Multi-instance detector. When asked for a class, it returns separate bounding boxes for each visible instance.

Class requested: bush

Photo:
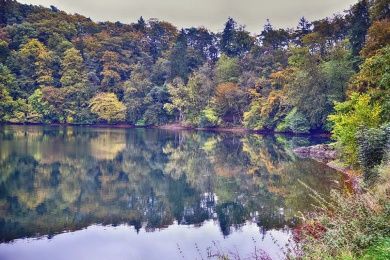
[243,101,264,130]
[357,124,390,181]
[328,92,382,165]
[276,107,310,134]
[199,107,220,128]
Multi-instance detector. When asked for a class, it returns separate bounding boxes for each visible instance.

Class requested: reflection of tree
[89,130,126,160]
[0,126,343,242]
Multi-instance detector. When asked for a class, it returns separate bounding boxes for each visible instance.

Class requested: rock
[293,144,337,162]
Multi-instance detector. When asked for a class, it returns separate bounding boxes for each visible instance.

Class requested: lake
[0,125,343,260]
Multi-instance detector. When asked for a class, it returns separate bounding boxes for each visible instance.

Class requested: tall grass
[295,163,390,259]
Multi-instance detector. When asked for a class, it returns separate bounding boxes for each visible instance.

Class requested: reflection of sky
[0,221,291,260]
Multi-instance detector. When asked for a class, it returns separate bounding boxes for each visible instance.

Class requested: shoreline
[0,122,331,136]
[293,144,361,193]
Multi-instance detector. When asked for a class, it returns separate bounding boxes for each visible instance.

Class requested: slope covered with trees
[0,0,388,134]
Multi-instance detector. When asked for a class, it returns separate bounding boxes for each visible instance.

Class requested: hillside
[0,0,388,132]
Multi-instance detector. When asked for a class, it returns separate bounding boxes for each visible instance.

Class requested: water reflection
[0,125,341,244]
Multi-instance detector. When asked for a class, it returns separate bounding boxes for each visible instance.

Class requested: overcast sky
[19,0,358,33]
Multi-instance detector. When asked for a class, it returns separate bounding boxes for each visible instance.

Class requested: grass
[361,237,390,260]
[295,162,390,259]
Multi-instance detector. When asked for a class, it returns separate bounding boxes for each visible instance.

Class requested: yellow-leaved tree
[89,93,126,123]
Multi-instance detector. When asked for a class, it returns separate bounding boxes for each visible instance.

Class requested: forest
[0,0,388,134]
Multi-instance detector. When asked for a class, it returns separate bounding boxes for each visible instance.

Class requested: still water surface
[0,125,343,259]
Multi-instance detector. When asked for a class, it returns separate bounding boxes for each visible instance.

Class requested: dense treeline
[0,0,389,134]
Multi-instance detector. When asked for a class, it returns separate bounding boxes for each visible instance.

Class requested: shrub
[243,101,264,130]
[328,92,382,165]
[357,124,390,181]
[199,107,220,128]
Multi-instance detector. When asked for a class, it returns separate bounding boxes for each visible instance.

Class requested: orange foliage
[361,19,390,58]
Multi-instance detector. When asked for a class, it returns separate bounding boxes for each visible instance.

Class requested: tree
[100,51,128,93]
[285,47,330,129]
[216,54,240,83]
[220,17,237,57]
[164,78,187,121]
[123,64,153,123]
[17,39,54,97]
[0,40,10,63]
[0,63,17,98]
[135,16,146,32]
[356,126,389,180]
[321,42,355,103]
[360,19,390,58]
[164,64,215,125]
[220,18,253,57]
[0,83,14,121]
[294,17,312,46]
[185,27,216,62]
[89,92,126,123]
[169,29,189,81]
[60,47,88,87]
[350,45,390,121]
[59,47,92,122]
[28,88,49,122]
[369,0,390,21]
[328,92,382,165]
[276,107,310,134]
[260,19,290,49]
[213,82,248,124]
[348,0,370,57]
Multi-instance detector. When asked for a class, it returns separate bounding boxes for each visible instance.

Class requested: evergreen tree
[348,0,371,57]
[135,16,146,32]
[295,17,312,45]
[220,17,237,57]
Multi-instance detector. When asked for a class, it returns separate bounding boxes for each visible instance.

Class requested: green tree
[123,65,153,123]
[260,19,290,50]
[328,92,382,165]
[276,107,310,134]
[60,47,88,87]
[0,63,17,98]
[216,54,240,84]
[100,51,128,92]
[294,17,312,46]
[164,64,215,125]
[169,29,189,81]
[0,83,14,121]
[321,42,355,103]
[285,47,330,129]
[348,0,370,57]
[17,39,54,97]
[350,45,390,121]
[28,88,49,122]
[89,92,126,123]
[220,18,253,57]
